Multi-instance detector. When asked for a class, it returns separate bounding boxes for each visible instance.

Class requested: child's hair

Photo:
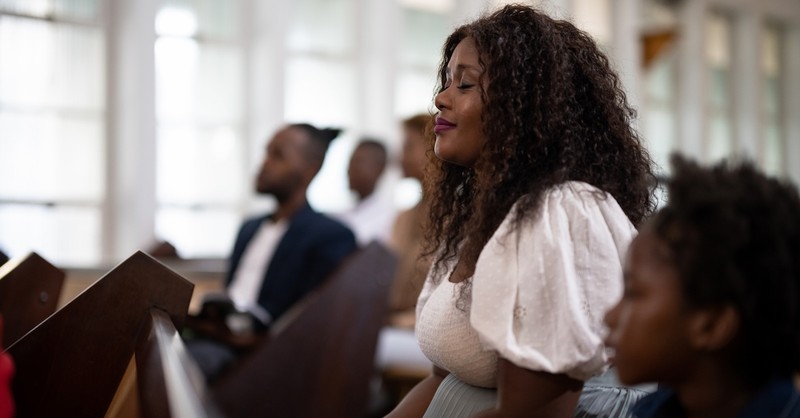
[651,154,800,385]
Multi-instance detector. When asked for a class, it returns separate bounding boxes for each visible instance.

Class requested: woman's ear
[687,305,740,351]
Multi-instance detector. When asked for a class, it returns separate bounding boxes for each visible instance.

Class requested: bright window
[154,0,246,258]
[762,23,784,175]
[285,0,358,214]
[0,0,105,265]
[706,11,733,164]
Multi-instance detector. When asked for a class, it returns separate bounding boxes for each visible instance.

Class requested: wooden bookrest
[6,251,214,417]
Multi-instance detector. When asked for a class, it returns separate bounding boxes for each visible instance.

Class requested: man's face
[255,126,312,200]
[347,144,385,199]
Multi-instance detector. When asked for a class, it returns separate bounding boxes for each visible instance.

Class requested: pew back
[136,308,223,418]
[7,251,195,418]
[213,242,398,418]
[0,252,64,347]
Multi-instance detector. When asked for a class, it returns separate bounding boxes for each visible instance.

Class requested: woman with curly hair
[605,155,800,418]
[386,4,656,418]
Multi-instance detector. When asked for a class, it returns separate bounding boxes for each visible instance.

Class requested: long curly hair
[652,155,800,385]
[425,5,657,285]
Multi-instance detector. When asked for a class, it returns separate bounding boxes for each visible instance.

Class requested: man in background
[189,123,357,381]
[335,138,396,246]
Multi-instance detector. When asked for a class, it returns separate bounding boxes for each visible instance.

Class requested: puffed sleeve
[470,182,636,381]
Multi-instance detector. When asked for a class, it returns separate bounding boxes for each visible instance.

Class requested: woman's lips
[434,117,455,133]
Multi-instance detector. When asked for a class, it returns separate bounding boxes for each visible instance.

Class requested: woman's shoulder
[504,181,635,247]
[513,181,625,220]
[543,181,607,200]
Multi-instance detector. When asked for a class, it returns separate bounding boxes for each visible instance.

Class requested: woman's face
[433,37,486,168]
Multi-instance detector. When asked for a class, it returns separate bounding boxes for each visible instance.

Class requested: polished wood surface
[212,242,398,418]
[7,251,194,418]
[0,252,64,347]
[136,308,223,418]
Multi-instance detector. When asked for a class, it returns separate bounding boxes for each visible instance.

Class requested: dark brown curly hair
[652,155,800,385]
[425,5,657,285]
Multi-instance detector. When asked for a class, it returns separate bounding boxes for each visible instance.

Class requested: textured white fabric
[416,277,498,387]
[416,181,636,388]
[471,181,635,381]
[334,193,396,246]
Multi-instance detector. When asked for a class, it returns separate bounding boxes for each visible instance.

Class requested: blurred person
[336,138,396,246]
[187,123,357,382]
[605,155,800,418]
[386,114,434,329]
[373,114,435,413]
[0,316,14,418]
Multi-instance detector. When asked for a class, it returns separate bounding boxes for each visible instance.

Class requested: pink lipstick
[434,117,455,133]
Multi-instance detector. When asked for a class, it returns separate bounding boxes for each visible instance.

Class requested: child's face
[604,228,697,386]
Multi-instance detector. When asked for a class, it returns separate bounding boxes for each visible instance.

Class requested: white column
[784,26,800,184]
[247,0,291,166]
[675,0,708,159]
[610,0,642,119]
[103,0,158,262]
[731,10,763,161]
[357,0,399,142]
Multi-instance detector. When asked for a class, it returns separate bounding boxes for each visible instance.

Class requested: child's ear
[688,305,740,351]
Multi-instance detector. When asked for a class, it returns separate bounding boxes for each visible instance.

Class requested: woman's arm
[472,358,583,418]
[384,365,449,418]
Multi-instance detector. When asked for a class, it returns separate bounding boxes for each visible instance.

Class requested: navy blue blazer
[226,204,357,321]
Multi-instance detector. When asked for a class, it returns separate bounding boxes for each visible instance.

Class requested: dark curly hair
[425,5,657,284]
[652,155,800,385]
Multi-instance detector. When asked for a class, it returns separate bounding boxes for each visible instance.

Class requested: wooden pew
[0,252,64,348]
[135,308,224,417]
[212,241,398,418]
[6,251,217,418]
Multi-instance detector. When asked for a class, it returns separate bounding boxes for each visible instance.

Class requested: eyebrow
[445,64,483,77]
[446,63,483,74]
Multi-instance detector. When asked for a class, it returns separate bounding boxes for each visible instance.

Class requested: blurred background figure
[334,138,396,247]
[0,316,14,418]
[372,114,434,415]
[386,114,433,329]
[187,123,357,382]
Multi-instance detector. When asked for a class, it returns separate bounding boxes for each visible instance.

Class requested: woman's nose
[434,89,449,110]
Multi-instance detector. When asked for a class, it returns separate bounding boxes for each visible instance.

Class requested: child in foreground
[605,155,800,418]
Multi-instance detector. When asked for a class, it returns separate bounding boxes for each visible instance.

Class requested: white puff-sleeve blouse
[416,181,636,387]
